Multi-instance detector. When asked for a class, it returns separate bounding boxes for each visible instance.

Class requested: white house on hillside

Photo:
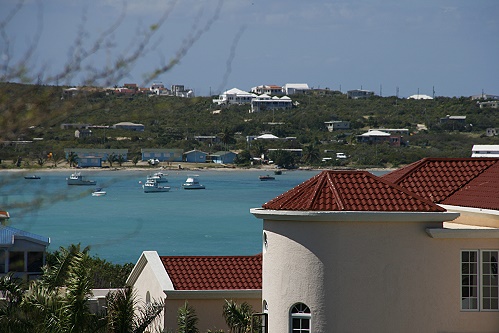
[250,94,293,113]
[283,83,309,95]
[213,88,256,105]
[251,85,284,95]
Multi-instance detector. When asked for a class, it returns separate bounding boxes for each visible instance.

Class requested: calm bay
[1,168,386,264]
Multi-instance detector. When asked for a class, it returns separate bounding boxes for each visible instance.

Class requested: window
[27,252,44,272]
[9,251,24,272]
[461,250,498,311]
[290,303,311,333]
[0,250,5,273]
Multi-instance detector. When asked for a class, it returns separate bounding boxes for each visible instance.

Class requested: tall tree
[219,127,236,151]
[301,144,321,165]
[66,151,79,168]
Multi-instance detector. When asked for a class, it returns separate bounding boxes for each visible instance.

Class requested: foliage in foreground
[0,244,163,333]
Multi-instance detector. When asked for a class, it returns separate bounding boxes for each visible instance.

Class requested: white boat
[67,172,97,185]
[143,179,171,193]
[147,172,168,183]
[92,188,107,197]
[182,175,205,190]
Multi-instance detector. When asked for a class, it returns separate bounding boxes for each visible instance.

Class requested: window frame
[290,303,311,333]
[461,249,499,312]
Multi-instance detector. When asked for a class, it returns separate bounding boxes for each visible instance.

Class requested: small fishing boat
[182,175,205,190]
[259,175,275,181]
[67,172,97,185]
[147,172,168,183]
[92,188,107,197]
[142,179,171,193]
[274,170,282,175]
[24,175,41,179]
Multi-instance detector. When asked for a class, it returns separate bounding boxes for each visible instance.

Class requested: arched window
[263,232,268,252]
[146,291,151,305]
[290,303,311,333]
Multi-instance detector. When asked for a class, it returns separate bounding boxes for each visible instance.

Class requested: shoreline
[1,163,396,174]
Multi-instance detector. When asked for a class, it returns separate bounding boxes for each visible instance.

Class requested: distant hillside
[1,82,498,168]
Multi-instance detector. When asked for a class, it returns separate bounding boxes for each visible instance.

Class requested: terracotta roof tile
[441,161,499,210]
[262,170,444,212]
[160,254,261,290]
[381,158,499,207]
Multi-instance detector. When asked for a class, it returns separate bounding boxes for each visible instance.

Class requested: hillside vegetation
[1,82,498,169]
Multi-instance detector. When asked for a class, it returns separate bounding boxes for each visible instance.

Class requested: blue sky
[2,0,498,97]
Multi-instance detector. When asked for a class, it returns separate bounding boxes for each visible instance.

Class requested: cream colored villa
[251,157,499,332]
[128,157,499,332]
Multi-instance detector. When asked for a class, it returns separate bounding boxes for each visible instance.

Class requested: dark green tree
[219,127,236,151]
[66,151,78,168]
[269,150,295,169]
[116,154,126,167]
[301,144,321,165]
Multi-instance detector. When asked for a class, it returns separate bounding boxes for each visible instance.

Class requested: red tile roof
[381,158,499,210]
[160,254,261,290]
[262,170,444,212]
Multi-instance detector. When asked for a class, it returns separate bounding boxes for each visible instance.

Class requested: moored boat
[147,172,168,183]
[24,175,41,179]
[67,172,97,185]
[182,175,205,190]
[143,179,171,193]
[274,170,282,175]
[92,188,107,196]
[259,175,275,181]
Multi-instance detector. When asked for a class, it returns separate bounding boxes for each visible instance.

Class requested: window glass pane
[461,251,479,310]
[27,252,44,272]
[0,250,5,273]
[9,252,24,272]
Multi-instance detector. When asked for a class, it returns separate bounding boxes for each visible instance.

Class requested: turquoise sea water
[1,169,386,264]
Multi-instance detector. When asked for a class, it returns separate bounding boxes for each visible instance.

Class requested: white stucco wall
[127,252,170,331]
[261,218,499,333]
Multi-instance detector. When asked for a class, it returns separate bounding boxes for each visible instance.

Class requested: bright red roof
[160,254,261,290]
[382,158,499,210]
[262,170,444,212]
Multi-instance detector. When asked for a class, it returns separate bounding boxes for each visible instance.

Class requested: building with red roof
[251,164,499,333]
[126,251,261,332]
[128,158,499,332]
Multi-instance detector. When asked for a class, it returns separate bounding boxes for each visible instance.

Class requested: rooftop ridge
[383,158,499,203]
[262,170,444,212]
